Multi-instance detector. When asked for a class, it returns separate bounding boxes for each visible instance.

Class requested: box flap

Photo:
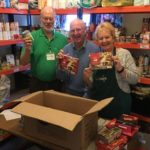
[85,97,113,115]
[12,102,82,131]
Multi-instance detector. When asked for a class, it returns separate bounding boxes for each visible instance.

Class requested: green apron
[89,49,131,119]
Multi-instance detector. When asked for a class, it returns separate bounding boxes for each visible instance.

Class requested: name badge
[46,53,55,60]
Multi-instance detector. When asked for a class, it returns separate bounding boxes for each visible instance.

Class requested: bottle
[141,18,149,33]
[144,0,150,5]
[144,54,149,74]
[138,55,144,74]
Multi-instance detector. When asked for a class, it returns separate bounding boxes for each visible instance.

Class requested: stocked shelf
[83,5,150,14]
[55,8,77,15]
[115,42,150,50]
[0,8,77,15]
[0,39,24,46]
[138,77,150,85]
[1,5,150,15]
[30,8,77,15]
[0,64,30,76]
[0,8,28,14]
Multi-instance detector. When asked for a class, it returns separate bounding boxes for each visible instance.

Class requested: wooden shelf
[83,5,150,14]
[138,77,150,85]
[0,39,24,46]
[0,64,30,76]
[0,8,28,14]
[115,42,150,50]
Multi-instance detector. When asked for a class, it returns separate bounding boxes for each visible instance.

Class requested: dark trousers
[29,76,63,93]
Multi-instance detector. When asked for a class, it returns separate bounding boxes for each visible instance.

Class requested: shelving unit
[83,5,150,14]
[0,39,23,46]
[0,8,28,14]
[138,77,150,85]
[0,64,30,76]
[30,8,77,15]
[0,6,150,84]
[0,8,29,77]
[115,42,150,50]
[0,5,150,15]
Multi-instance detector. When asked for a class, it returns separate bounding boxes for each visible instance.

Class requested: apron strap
[112,47,116,56]
[112,47,116,67]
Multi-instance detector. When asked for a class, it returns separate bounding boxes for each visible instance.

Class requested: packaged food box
[101,0,133,7]
[105,115,140,137]
[97,126,122,144]
[58,51,79,75]
[89,52,113,70]
[96,135,128,150]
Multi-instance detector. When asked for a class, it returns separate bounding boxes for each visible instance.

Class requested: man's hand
[83,67,93,87]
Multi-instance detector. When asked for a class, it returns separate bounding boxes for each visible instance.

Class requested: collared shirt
[22,29,68,81]
[57,40,100,96]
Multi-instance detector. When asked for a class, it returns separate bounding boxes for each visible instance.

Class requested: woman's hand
[112,56,124,73]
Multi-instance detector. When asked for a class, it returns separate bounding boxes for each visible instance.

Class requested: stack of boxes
[96,114,140,150]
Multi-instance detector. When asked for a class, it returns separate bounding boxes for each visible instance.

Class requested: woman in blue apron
[83,22,140,119]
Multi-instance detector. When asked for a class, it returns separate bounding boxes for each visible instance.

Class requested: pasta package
[101,0,133,7]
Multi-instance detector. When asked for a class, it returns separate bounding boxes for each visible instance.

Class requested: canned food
[21,30,34,41]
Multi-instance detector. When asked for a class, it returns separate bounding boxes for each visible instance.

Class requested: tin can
[21,30,34,41]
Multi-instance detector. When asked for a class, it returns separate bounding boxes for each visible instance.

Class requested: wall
[123,13,150,35]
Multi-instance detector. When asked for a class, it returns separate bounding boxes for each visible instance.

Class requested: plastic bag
[0,75,10,105]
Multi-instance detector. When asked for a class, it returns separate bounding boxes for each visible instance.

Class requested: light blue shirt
[57,40,100,96]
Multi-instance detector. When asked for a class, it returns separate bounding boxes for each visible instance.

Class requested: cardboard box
[12,90,112,150]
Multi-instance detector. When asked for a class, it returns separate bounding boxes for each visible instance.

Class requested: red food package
[96,135,128,150]
[97,126,122,144]
[106,118,117,129]
[89,52,113,69]
[89,52,101,69]
[121,114,138,124]
[58,52,79,75]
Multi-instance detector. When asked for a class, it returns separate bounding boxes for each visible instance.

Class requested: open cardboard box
[12,90,112,150]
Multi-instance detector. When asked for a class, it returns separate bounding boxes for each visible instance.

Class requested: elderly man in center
[57,18,100,97]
